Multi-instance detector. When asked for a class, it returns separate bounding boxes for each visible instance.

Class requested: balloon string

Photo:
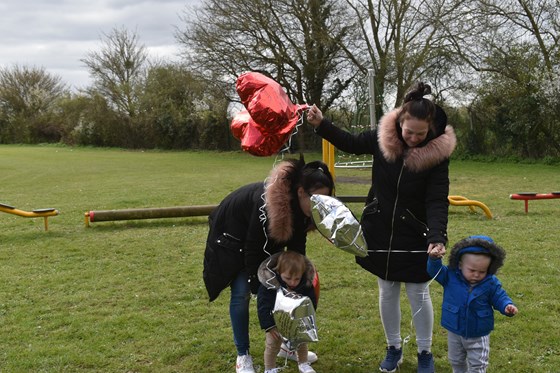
[259,175,277,290]
[402,266,442,351]
[368,250,427,253]
[277,107,305,155]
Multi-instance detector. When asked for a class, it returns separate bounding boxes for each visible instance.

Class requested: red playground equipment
[509,192,560,213]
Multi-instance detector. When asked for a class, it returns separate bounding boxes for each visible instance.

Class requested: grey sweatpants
[377,278,434,353]
[447,331,490,373]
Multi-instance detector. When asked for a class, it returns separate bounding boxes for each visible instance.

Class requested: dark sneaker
[417,350,435,373]
[379,346,403,372]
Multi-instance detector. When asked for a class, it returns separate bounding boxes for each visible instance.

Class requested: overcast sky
[0,0,200,91]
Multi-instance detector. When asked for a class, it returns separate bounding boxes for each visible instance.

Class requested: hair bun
[404,82,432,103]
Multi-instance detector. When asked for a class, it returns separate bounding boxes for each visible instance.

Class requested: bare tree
[450,0,560,155]
[81,27,148,118]
[176,0,357,111]
[343,0,468,114]
[449,0,560,75]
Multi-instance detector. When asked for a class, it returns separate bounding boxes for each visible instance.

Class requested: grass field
[0,145,559,372]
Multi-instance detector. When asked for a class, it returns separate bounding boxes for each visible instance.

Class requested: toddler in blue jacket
[427,235,518,372]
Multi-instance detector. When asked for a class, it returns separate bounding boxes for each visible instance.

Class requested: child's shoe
[379,346,403,372]
[264,369,281,373]
[236,354,256,373]
[278,343,318,363]
[298,362,317,373]
[417,350,435,373]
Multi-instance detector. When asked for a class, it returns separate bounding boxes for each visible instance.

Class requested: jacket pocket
[215,232,244,253]
[475,308,494,333]
[361,198,379,223]
[399,209,429,238]
[441,302,460,331]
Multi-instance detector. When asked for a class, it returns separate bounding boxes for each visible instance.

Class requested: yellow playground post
[0,203,59,231]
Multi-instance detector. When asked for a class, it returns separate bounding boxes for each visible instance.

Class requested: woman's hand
[306,105,323,128]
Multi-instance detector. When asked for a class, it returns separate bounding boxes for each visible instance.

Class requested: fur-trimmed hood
[378,109,457,172]
[448,235,506,275]
[264,160,299,242]
[257,251,315,289]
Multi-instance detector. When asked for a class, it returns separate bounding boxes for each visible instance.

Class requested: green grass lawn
[1,145,559,372]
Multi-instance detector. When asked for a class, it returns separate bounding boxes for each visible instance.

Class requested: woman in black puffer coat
[203,156,333,373]
[307,82,456,373]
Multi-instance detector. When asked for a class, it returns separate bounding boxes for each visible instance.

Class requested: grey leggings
[377,278,434,353]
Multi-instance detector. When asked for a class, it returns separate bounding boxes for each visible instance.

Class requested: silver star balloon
[273,288,318,350]
[310,194,368,257]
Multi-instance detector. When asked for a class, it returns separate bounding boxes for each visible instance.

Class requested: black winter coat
[203,161,311,301]
[315,108,456,282]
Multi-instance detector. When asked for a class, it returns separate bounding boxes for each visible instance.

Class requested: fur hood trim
[265,160,297,242]
[257,252,315,289]
[448,235,506,275]
[378,109,457,172]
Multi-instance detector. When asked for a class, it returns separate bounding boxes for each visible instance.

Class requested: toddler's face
[459,253,491,284]
[280,271,303,290]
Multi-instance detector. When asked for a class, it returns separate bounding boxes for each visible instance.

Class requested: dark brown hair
[399,82,437,131]
[286,154,335,197]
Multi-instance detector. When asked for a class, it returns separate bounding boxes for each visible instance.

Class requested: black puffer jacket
[315,108,456,282]
[203,161,311,301]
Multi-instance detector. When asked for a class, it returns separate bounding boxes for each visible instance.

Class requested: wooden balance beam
[84,205,218,227]
[84,194,494,228]
[509,192,560,213]
[0,203,59,231]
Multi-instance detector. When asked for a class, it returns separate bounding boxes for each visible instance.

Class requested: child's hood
[257,251,315,289]
[448,235,506,275]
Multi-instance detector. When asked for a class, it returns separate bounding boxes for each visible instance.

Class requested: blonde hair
[275,250,306,277]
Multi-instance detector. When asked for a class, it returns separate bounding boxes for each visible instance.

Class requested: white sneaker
[264,369,281,373]
[277,344,318,364]
[236,354,256,373]
[298,362,317,373]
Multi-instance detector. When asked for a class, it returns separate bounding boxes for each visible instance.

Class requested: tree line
[1,0,559,159]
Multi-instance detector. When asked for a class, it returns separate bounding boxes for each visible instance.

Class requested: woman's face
[298,186,331,217]
[400,116,430,148]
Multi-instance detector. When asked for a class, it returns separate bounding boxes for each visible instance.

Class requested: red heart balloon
[230,109,292,156]
[234,72,308,156]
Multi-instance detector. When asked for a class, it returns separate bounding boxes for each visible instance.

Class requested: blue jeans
[230,270,251,355]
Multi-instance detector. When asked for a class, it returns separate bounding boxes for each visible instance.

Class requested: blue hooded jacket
[427,235,515,338]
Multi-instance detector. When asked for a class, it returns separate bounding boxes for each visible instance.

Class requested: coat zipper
[385,163,405,279]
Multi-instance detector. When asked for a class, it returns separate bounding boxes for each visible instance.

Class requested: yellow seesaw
[0,203,59,231]
[448,195,493,219]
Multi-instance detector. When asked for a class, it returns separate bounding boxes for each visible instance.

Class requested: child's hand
[428,243,446,259]
[505,304,518,316]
